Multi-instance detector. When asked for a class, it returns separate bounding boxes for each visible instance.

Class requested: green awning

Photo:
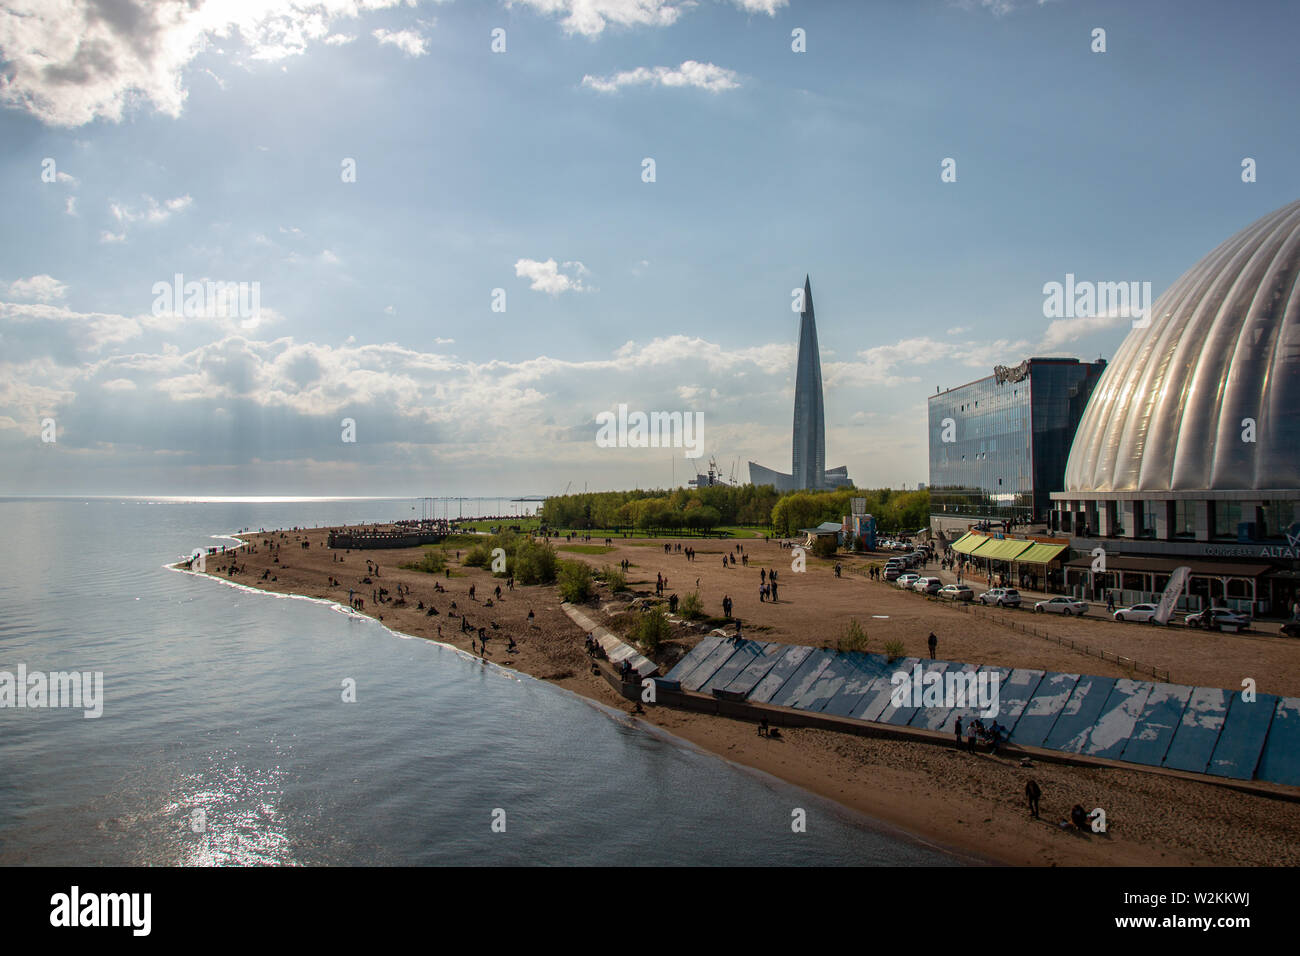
[972,537,1034,561]
[951,532,988,555]
[1014,542,1068,565]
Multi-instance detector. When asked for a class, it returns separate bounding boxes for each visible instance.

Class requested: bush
[401,548,447,574]
[557,559,593,603]
[512,538,557,585]
[812,535,838,558]
[837,618,869,653]
[600,565,628,592]
[635,605,671,652]
[884,639,905,662]
[678,591,704,620]
[463,543,493,568]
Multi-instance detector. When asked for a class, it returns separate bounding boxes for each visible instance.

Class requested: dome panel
[1064,199,1300,494]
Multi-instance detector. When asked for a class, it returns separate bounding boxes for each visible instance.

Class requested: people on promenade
[928,632,938,659]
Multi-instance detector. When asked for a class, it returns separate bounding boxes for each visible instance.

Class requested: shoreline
[180,528,1300,867]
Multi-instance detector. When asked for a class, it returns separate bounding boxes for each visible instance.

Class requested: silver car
[1034,596,1089,616]
[938,583,974,601]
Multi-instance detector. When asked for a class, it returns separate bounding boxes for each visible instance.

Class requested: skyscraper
[791,275,826,490]
[748,276,852,492]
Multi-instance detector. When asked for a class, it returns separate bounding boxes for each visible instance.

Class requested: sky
[1,0,1297,498]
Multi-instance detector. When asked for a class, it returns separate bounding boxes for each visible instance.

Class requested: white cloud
[731,0,787,13]
[583,60,741,94]
[0,0,418,127]
[65,196,77,216]
[372,27,428,56]
[514,258,592,295]
[1039,311,1131,350]
[509,0,686,36]
[323,33,356,45]
[7,275,68,302]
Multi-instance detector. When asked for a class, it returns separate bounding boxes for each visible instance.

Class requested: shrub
[512,538,557,585]
[601,565,628,592]
[401,548,447,574]
[812,535,838,558]
[678,591,704,620]
[557,559,593,603]
[635,605,671,653]
[884,639,905,662]
[837,618,869,653]
[463,543,493,568]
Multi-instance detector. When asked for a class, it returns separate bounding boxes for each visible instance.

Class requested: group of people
[954,715,1006,754]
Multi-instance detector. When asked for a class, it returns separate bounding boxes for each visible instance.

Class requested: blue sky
[1,0,1297,497]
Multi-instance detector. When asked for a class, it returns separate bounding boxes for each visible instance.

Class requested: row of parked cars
[886,573,1263,631]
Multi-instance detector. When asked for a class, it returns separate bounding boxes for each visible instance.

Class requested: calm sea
[0,497,962,866]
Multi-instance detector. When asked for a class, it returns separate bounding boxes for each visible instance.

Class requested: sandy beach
[188,527,1300,866]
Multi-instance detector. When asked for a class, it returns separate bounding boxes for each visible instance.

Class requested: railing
[950,602,1171,682]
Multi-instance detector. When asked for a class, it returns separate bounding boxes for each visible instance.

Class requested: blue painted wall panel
[680,640,744,692]
[1044,676,1118,753]
[721,641,787,696]
[769,650,836,708]
[1208,692,1278,780]
[1120,683,1192,767]
[747,645,814,704]
[1162,687,1229,773]
[852,658,920,722]
[1256,697,1300,786]
[879,661,951,726]
[1009,672,1080,747]
[664,635,722,682]
[793,652,865,712]
[821,654,893,717]
[1079,680,1154,759]
[699,640,770,694]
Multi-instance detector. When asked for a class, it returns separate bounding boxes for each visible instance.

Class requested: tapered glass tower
[748,275,851,491]
[791,275,826,490]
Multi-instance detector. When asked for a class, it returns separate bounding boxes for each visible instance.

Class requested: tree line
[539,484,930,536]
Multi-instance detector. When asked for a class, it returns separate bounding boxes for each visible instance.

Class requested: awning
[951,532,987,554]
[1015,542,1068,565]
[974,538,1034,561]
[1063,554,1273,577]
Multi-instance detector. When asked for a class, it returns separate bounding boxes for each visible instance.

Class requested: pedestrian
[954,716,963,749]
[770,581,778,602]
[967,721,978,753]
[927,632,937,659]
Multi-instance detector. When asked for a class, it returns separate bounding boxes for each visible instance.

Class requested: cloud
[6,275,68,302]
[1039,311,1132,350]
[582,60,741,93]
[512,0,781,36]
[0,0,418,127]
[508,0,686,36]
[372,27,428,56]
[514,258,591,295]
[323,33,356,45]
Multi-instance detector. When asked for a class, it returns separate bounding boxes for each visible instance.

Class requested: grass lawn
[556,544,615,555]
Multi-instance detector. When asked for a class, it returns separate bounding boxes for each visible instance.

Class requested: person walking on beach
[954,716,963,750]
[761,568,767,584]
[967,720,978,753]
[928,632,938,659]
[770,580,778,602]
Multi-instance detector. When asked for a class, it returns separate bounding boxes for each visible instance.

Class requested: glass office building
[928,358,1105,526]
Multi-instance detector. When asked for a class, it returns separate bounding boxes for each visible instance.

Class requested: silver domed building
[1051,199,1300,616]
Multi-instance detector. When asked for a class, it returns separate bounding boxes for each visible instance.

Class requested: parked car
[896,572,921,589]
[1114,603,1162,623]
[938,583,974,601]
[913,576,943,594]
[1185,607,1251,631]
[1034,596,1089,616]
[978,588,1021,608]
[1281,617,1300,638]
[883,566,903,581]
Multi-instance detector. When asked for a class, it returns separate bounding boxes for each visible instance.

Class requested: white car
[1114,603,1161,623]
[1034,597,1089,616]
[896,572,921,589]
[912,576,943,594]
[978,588,1021,608]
